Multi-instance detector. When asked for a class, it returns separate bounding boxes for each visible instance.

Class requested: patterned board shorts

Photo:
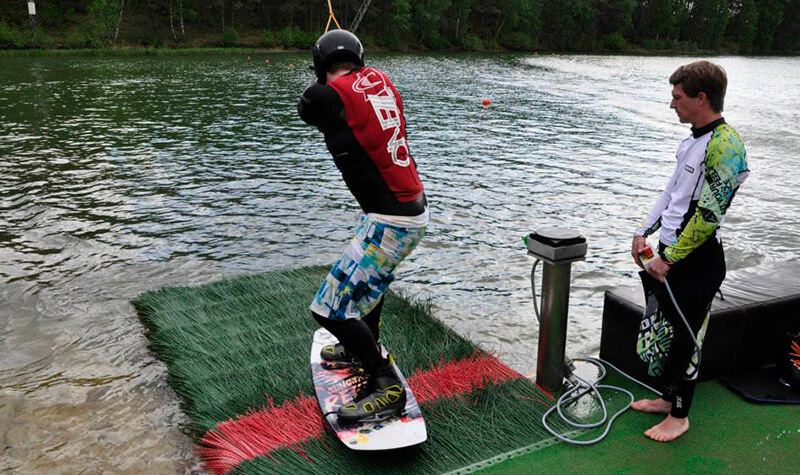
[310,214,426,321]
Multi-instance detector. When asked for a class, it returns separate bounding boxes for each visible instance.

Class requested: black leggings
[312,298,390,377]
[652,238,726,418]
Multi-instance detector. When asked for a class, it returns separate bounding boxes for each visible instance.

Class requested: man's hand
[631,235,647,269]
[645,256,671,282]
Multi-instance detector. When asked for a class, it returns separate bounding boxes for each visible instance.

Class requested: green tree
[540,0,596,51]
[470,0,502,45]
[40,2,74,29]
[754,0,789,52]
[384,0,412,48]
[774,0,800,51]
[635,0,678,44]
[449,0,476,43]
[88,0,121,44]
[497,0,542,50]
[411,0,452,48]
[684,0,730,49]
[727,0,758,53]
[0,23,27,49]
[595,0,636,38]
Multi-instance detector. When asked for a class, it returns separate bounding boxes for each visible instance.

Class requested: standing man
[297,30,428,424]
[630,61,749,441]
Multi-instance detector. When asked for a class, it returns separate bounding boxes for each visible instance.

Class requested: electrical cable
[663,278,702,369]
[530,258,702,445]
[530,258,540,320]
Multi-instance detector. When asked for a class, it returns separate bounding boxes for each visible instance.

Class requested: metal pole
[535,261,572,394]
[28,1,37,41]
[28,1,41,48]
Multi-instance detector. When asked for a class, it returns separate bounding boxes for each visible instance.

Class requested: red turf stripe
[408,352,521,403]
[198,353,524,474]
[535,383,557,401]
[198,395,324,474]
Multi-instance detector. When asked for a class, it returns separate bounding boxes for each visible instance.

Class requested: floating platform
[134,264,800,474]
[481,263,800,474]
[134,266,564,474]
[481,373,800,474]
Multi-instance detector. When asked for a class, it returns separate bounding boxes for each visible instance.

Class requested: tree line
[1,0,799,53]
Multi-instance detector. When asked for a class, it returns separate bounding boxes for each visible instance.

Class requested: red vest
[328,68,423,203]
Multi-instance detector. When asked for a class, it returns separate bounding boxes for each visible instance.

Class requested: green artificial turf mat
[134,266,570,474]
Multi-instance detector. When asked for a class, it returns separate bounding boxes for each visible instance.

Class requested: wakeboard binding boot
[321,340,381,369]
[320,317,381,368]
[337,356,406,424]
[320,342,358,368]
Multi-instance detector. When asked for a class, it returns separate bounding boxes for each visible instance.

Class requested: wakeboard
[310,328,427,450]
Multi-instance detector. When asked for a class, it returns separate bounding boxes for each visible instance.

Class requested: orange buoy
[482,98,491,107]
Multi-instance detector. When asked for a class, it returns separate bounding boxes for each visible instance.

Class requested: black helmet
[312,29,365,84]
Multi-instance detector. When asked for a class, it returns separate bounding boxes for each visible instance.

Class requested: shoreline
[2,46,799,58]
[0,46,297,57]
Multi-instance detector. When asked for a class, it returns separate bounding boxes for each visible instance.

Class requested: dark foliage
[1,0,798,52]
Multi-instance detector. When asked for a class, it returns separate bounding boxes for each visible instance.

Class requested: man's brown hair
[329,60,359,74]
[669,61,728,113]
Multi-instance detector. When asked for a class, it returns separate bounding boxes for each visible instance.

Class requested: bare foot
[644,415,689,442]
[630,398,672,414]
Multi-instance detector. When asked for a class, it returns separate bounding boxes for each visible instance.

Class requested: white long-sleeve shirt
[636,119,749,263]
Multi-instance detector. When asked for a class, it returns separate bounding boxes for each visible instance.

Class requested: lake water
[1,53,798,472]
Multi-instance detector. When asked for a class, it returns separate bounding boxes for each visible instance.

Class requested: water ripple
[1,53,798,471]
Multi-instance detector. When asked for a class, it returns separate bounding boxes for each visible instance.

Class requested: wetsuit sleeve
[297,79,344,127]
[636,189,669,237]
[635,161,681,237]
[664,130,748,263]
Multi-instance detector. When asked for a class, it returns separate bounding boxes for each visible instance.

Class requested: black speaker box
[599,262,800,388]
